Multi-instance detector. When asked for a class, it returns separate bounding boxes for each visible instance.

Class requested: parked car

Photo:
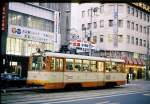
[1,73,26,88]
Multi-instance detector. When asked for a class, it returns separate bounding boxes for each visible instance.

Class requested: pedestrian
[126,73,130,84]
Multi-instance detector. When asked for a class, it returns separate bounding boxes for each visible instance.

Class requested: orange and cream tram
[27,51,126,89]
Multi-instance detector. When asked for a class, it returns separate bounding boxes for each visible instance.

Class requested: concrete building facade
[1,2,71,78]
[71,3,150,79]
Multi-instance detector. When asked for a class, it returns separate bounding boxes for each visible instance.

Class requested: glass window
[140,25,142,33]
[127,35,130,44]
[131,22,134,30]
[140,11,142,19]
[118,20,123,27]
[87,23,91,29]
[131,37,134,44]
[143,40,146,47]
[6,38,11,54]
[136,24,138,31]
[140,39,142,46]
[97,62,104,72]
[94,22,97,28]
[32,56,43,71]
[93,36,97,43]
[100,20,104,27]
[111,62,118,72]
[82,60,90,72]
[100,35,104,43]
[75,59,82,71]
[100,5,104,13]
[66,58,74,71]
[136,9,138,17]
[127,21,130,29]
[136,38,138,45]
[105,62,112,72]
[90,61,97,72]
[144,27,146,34]
[127,6,130,14]
[109,20,113,27]
[82,10,85,17]
[116,63,124,73]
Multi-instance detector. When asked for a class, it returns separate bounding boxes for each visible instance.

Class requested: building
[71,3,150,79]
[1,2,71,78]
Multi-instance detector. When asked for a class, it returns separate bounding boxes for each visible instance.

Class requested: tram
[27,51,126,89]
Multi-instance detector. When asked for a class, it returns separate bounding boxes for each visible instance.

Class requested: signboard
[8,25,54,44]
[70,39,96,51]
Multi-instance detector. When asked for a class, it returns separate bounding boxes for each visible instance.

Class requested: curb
[1,87,44,93]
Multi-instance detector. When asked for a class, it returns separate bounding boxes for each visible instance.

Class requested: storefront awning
[123,57,145,66]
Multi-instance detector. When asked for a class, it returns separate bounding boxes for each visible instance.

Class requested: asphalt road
[1,80,150,104]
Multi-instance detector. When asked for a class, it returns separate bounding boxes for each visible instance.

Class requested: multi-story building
[71,3,150,79]
[1,3,71,78]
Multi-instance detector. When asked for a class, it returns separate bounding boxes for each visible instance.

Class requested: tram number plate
[106,75,111,80]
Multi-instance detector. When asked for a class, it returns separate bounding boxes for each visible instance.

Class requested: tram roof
[38,52,125,63]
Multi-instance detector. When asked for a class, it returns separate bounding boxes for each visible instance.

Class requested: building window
[88,9,91,16]
[136,24,138,31]
[82,24,85,30]
[131,22,134,30]
[127,35,130,44]
[87,23,91,29]
[143,40,146,47]
[127,6,130,14]
[140,11,142,19]
[144,27,146,34]
[140,25,142,33]
[99,5,104,13]
[131,36,134,45]
[118,20,123,27]
[136,38,138,45]
[144,13,146,21]
[131,7,134,16]
[147,15,149,22]
[109,20,113,27]
[127,21,130,29]
[94,22,97,28]
[82,10,85,17]
[100,20,104,27]
[118,35,123,43]
[136,9,138,17]
[140,39,142,46]
[100,35,104,43]
[93,36,97,43]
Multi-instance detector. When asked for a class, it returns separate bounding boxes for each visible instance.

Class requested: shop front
[124,57,145,79]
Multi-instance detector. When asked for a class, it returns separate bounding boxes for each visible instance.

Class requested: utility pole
[89,7,98,56]
[146,26,150,80]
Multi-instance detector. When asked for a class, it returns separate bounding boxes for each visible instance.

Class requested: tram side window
[51,58,64,71]
[105,62,112,72]
[82,60,90,71]
[116,63,124,73]
[97,62,104,72]
[66,59,74,71]
[90,61,97,72]
[32,56,43,71]
[75,59,82,71]
[51,58,55,71]
[111,62,118,72]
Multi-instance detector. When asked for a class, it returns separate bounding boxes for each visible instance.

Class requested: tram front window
[32,56,43,71]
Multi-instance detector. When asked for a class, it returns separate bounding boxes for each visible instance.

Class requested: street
[1,80,150,104]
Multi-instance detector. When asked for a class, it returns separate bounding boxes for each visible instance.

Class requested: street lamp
[145,25,150,80]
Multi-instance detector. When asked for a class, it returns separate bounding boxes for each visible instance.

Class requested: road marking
[96,101,110,104]
[143,93,150,96]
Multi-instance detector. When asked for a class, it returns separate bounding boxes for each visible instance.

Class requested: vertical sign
[1,3,8,32]
[54,11,61,52]
[113,3,118,47]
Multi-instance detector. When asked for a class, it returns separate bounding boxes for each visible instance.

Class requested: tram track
[2,85,150,104]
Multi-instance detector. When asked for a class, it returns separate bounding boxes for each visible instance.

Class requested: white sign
[8,25,54,44]
[70,39,96,51]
